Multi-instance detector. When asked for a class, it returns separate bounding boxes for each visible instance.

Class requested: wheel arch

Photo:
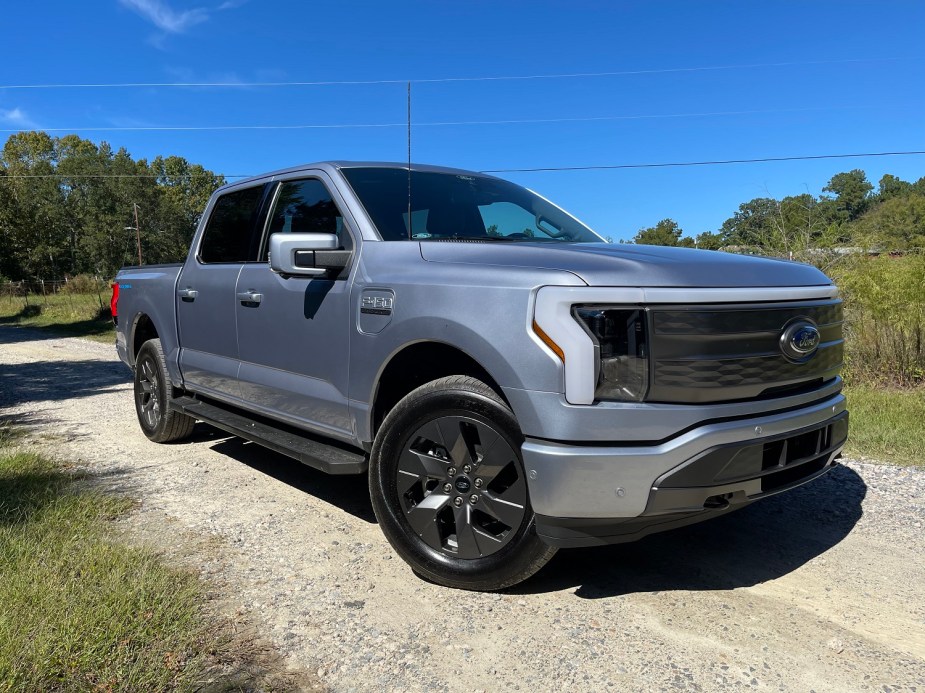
[129,313,159,366]
[370,340,511,440]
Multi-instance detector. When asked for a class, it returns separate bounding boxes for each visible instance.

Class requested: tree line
[2,131,924,281]
[0,131,224,281]
[631,169,925,252]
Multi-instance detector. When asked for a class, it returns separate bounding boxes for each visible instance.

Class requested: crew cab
[113,161,848,590]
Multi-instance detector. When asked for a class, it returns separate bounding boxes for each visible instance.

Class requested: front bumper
[521,394,847,547]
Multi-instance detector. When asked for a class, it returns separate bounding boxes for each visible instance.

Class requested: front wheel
[369,376,556,591]
[133,338,195,443]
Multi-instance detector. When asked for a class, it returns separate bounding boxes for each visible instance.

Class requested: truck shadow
[195,419,865,596]
[516,463,866,598]
[0,317,114,344]
[205,432,376,524]
[0,358,129,408]
[0,323,58,344]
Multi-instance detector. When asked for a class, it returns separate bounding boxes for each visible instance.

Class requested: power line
[0,173,249,179]
[482,151,925,173]
[0,123,401,133]
[2,151,923,181]
[0,57,916,90]
[0,104,893,134]
[415,105,878,127]
[0,122,402,133]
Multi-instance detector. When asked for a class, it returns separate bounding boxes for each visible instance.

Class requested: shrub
[62,274,108,295]
[832,254,925,386]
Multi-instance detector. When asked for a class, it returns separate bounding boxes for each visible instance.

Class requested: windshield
[341,167,603,243]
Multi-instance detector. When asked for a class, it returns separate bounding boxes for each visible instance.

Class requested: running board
[171,396,368,474]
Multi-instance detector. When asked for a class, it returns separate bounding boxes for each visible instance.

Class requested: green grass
[843,385,925,467]
[0,292,115,343]
[0,437,221,690]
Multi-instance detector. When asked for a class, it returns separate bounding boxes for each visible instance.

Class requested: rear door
[177,183,268,400]
[234,173,356,440]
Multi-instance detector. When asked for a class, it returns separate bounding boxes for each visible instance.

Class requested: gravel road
[1,326,924,692]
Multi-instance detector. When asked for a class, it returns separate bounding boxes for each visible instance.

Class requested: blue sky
[1,0,923,241]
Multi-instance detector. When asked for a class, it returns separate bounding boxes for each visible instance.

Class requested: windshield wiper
[430,234,526,242]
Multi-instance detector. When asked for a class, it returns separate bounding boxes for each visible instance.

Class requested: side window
[263,178,353,259]
[199,185,265,263]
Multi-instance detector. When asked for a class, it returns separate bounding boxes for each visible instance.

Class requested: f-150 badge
[361,295,393,316]
[359,289,395,335]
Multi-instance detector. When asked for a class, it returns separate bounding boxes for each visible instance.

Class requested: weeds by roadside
[832,253,925,387]
[0,432,299,690]
[0,290,115,343]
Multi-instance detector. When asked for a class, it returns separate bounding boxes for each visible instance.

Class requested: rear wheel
[134,338,195,443]
[370,376,556,591]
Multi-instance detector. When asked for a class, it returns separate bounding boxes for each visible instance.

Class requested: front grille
[648,300,843,404]
[655,414,848,489]
[653,302,843,335]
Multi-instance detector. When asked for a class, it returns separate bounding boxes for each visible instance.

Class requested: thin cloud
[0,107,39,129]
[163,66,264,90]
[106,115,159,128]
[118,0,209,33]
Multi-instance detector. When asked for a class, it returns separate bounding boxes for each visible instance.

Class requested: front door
[234,175,356,441]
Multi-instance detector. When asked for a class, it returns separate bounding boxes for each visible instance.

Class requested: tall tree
[852,194,925,249]
[878,174,913,202]
[719,198,778,247]
[0,131,225,280]
[632,218,694,246]
[694,230,725,250]
[0,132,69,278]
[823,169,873,221]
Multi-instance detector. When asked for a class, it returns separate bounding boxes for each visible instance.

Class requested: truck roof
[219,161,500,192]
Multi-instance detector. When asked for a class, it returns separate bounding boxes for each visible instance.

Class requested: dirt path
[2,326,923,692]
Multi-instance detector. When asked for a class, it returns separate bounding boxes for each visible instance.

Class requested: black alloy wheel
[133,338,196,443]
[136,354,162,430]
[370,376,556,591]
[397,414,527,559]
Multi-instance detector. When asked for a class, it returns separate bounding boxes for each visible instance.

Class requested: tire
[133,338,196,443]
[369,376,556,591]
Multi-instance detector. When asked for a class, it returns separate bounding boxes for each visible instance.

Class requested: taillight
[110,283,119,325]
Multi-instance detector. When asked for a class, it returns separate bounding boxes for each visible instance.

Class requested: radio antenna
[407,81,412,240]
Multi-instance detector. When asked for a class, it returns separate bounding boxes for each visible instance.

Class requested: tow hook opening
[703,493,732,510]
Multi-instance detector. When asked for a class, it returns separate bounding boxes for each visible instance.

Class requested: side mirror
[268,233,350,277]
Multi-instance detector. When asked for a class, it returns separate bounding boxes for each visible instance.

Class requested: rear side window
[199,185,265,263]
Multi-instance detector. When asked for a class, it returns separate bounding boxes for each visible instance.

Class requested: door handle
[177,288,198,300]
[236,290,263,305]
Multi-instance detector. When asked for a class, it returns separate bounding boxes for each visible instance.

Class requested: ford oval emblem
[780,320,821,361]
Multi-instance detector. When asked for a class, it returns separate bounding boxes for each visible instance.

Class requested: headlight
[572,306,649,401]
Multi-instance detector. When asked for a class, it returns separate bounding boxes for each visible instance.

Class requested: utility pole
[125,203,143,266]
[133,203,143,266]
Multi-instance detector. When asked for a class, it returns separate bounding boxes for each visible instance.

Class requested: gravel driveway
[1,326,923,692]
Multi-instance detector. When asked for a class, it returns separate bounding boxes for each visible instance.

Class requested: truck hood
[419,242,833,288]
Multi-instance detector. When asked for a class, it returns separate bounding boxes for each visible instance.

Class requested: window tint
[478,201,545,239]
[341,167,602,243]
[263,178,352,258]
[199,185,265,263]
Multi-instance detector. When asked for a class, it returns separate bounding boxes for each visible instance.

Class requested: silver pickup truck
[113,161,848,590]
